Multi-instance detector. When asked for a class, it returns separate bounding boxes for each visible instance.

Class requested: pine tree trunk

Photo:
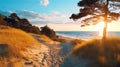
[103,21,107,40]
[102,0,109,40]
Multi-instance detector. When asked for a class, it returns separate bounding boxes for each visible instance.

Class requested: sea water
[56,31,120,40]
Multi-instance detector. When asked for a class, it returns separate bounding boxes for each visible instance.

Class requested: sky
[0,0,120,31]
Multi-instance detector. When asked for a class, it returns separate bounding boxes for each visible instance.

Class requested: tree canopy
[70,0,120,27]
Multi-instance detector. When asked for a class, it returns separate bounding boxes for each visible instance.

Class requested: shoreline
[56,31,120,41]
[56,34,95,41]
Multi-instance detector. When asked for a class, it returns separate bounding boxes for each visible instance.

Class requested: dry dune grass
[30,33,53,43]
[0,26,40,57]
[73,37,120,67]
[39,34,53,42]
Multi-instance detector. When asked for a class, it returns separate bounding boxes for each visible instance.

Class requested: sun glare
[96,22,105,37]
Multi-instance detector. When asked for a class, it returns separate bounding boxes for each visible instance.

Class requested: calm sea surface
[56,31,120,40]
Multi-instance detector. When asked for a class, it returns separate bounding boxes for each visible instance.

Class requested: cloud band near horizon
[0,10,76,25]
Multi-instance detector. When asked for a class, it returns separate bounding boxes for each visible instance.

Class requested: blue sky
[0,0,83,31]
[0,0,79,14]
[0,0,120,31]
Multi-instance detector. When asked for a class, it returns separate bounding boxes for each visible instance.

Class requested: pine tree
[70,0,120,39]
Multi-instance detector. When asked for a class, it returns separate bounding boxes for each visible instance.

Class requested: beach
[1,27,120,67]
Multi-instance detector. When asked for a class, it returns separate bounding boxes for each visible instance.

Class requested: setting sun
[96,22,105,37]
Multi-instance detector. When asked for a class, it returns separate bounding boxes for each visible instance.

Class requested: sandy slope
[7,34,119,67]
[7,33,91,67]
[21,35,87,67]
[22,36,66,67]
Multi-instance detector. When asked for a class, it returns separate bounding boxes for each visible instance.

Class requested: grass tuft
[0,26,40,57]
[73,37,120,67]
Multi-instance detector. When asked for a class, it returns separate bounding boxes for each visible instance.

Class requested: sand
[21,35,75,67]
[8,35,88,67]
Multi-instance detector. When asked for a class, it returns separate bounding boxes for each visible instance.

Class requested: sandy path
[7,37,88,67]
[22,36,65,67]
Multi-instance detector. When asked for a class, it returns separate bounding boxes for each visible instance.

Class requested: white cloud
[17,10,73,24]
[0,10,78,25]
[40,0,49,6]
